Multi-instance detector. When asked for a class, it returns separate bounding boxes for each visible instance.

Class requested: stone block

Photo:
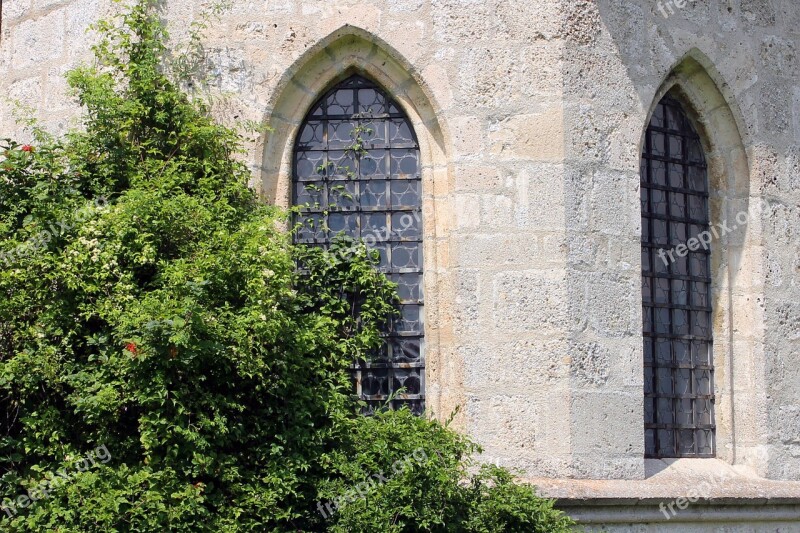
[12,9,64,70]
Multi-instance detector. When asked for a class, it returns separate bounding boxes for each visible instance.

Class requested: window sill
[526,459,800,504]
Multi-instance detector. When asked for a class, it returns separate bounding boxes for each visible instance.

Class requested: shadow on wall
[592,0,773,477]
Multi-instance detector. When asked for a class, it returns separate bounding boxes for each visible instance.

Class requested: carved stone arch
[257,26,458,421]
[257,25,450,207]
[641,50,768,473]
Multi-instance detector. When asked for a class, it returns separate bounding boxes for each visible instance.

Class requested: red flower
[125,342,138,355]
[21,145,33,152]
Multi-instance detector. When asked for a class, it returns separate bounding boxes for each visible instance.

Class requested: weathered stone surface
[1,0,799,527]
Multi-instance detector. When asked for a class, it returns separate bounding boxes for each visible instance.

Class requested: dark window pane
[328,212,357,235]
[666,104,684,130]
[675,369,692,395]
[392,273,423,302]
[678,430,695,455]
[391,180,421,208]
[652,188,668,215]
[358,88,387,114]
[654,250,669,274]
[658,429,676,456]
[696,399,713,425]
[328,182,357,210]
[676,399,694,425]
[390,243,422,271]
[641,96,715,458]
[651,131,666,157]
[671,222,687,245]
[657,398,674,424]
[360,151,388,178]
[326,88,355,115]
[670,192,686,218]
[297,121,325,148]
[644,338,654,363]
[651,104,665,128]
[697,430,714,455]
[657,368,673,395]
[674,340,690,364]
[389,118,416,145]
[688,139,704,164]
[359,181,388,209]
[693,341,711,366]
[651,159,667,185]
[645,430,657,457]
[655,339,671,365]
[391,212,421,239]
[671,165,686,193]
[644,365,655,395]
[653,219,668,245]
[654,307,670,334]
[654,277,670,304]
[360,119,387,145]
[672,253,688,276]
[671,279,688,306]
[642,277,652,303]
[690,253,709,278]
[688,194,706,221]
[390,149,419,176]
[673,309,689,335]
[295,151,325,180]
[668,136,683,161]
[644,398,655,424]
[695,369,712,396]
[293,75,425,414]
[295,181,325,207]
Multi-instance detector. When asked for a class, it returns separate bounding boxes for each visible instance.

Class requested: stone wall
[1,0,798,498]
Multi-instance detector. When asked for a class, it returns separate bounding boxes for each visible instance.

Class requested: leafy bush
[0,1,575,531]
[319,408,574,533]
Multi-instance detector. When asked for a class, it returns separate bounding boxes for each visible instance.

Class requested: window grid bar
[643,97,716,459]
[293,75,425,415]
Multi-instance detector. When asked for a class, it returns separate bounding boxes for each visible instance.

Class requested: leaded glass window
[293,75,425,414]
[641,96,715,458]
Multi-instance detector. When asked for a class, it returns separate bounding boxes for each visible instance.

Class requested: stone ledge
[525,458,800,524]
[554,503,800,526]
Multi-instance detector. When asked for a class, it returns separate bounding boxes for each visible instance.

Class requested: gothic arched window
[641,96,715,458]
[293,75,425,413]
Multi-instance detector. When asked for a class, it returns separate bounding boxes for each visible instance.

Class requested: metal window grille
[292,75,425,414]
[641,96,716,458]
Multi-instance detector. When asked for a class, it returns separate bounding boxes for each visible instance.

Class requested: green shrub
[0,1,575,531]
[319,408,574,533]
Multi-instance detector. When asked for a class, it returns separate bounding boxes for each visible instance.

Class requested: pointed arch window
[292,75,425,413]
[641,96,715,458]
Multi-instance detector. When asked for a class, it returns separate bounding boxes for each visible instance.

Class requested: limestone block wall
[0,0,797,486]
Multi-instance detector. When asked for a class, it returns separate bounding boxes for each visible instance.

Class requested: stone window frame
[256,26,461,421]
[641,53,766,474]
